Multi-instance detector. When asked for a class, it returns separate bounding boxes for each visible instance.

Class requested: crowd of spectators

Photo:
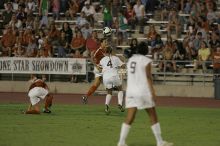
[0,0,220,75]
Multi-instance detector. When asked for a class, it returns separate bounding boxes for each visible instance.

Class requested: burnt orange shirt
[93,47,105,64]
[71,37,85,49]
[213,52,220,69]
[1,32,16,48]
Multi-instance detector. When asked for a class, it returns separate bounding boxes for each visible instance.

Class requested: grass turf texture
[0,104,220,146]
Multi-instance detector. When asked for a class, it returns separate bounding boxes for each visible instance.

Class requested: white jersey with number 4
[100,55,124,89]
[126,54,155,109]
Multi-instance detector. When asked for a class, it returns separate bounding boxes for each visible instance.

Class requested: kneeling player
[24,79,53,114]
[99,46,125,115]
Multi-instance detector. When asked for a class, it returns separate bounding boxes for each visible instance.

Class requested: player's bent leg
[25,103,41,114]
[43,94,53,113]
[82,76,101,104]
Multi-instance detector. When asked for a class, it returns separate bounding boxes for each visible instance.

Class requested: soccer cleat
[82,95,88,104]
[105,104,111,115]
[118,104,125,112]
[43,109,51,113]
[117,143,128,146]
[157,141,174,146]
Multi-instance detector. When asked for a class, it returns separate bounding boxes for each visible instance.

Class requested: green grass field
[0,104,220,146]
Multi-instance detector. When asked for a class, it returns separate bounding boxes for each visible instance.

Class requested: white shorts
[125,94,155,110]
[103,75,122,89]
[94,66,102,78]
[28,87,49,105]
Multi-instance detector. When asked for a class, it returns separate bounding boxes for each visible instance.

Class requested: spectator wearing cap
[76,12,89,29]
[81,23,92,39]
[81,1,96,27]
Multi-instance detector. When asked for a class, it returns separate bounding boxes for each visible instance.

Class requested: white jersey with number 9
[126,54,155,109]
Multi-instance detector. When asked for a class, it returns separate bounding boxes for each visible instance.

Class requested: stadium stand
[0,0,219,91]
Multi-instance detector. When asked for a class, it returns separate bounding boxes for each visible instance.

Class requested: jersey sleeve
[114,56,124,67]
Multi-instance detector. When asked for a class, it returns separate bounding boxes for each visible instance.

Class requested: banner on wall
[0,57,87,75]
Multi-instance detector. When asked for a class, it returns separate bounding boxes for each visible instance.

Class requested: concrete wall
[0,81,214,98]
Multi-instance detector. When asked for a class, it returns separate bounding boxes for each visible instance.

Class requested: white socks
[105,94,112,105]
[151,123,164,145]
[118,123,131,145]
[118,91,124,105]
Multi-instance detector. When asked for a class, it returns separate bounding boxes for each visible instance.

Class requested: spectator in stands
[57,31,69,57]
[206,7,217,25]
[16,4,27,22]
[213,46,220,75]
[60,22,73,44]
[147,25,158,48]
[194,41,211,72]
[23,26,33,47]
[13,41,25,57]
[47,22,60,46]
[12,0,19,12]
[51,0,60,20]
[133,0,145,34]
[81,1,96,27]
[152,34,164,60]
[84,30,100,58]
[125,2,135,30]
[192,32,203,53]
[159,42,177,72]
[160,0,176,21]
[70,30,86,56]
[60,0,68,13]
[172,40,185,68]
[25,32,38,57]
[81,22,92,39]
[209,32,220,53]
[0,26,16,56]
[65,0,79,19]
[103,1,113,28]
[167,8,181,39]
[76,12,89,29]
[2,2,13,26]
[8,13,22,30]
[25,0,36,16]
[39,0,49,28]
[117,10,129,45]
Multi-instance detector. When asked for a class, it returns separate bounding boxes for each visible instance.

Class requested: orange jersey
[93,47,105,64]
[29,79,47,91]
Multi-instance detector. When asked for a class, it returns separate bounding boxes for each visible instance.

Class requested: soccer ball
[103,27,112,37]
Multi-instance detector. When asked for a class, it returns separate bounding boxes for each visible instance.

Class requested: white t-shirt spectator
[81,5,96,16]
